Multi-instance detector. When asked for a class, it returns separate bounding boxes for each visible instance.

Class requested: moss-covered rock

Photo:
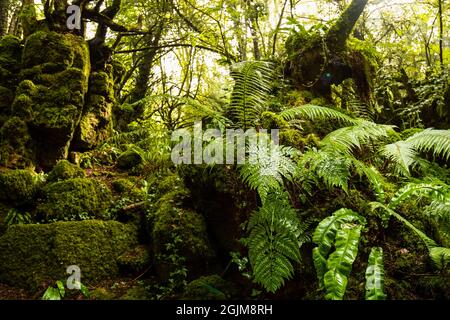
[90,287,117,300]
[117,245,152,275]
[0,35,22,88]
[0,169,41,206]
[73,70,115,151]
[36,178,112,222]
[116,150,143,170]
[112,178,147,201]
[47,160,85,182]
[0,86,13,111]
[0,220,138,290]
[7,31,91,170]
[120,286,151,300]
[261,111,289,129]
[181,275,238,300]
[0,117,35,168]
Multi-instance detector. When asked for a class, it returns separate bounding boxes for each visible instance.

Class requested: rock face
[0,220,138,290]
[0,32,120,170]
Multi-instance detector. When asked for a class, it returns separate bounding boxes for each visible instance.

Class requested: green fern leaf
[365,247,387,300]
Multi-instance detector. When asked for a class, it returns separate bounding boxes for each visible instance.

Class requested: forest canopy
[0,0,448,301]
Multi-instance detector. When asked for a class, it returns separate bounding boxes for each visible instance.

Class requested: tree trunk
[0,0,9,37]
[325,0,369,51]
[438,0,444,67]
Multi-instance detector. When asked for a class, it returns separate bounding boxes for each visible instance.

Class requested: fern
[365,247,387,300]
[245,192,305,293]
[321,121,396,155]
[406,129,450,161]
[298,148,352,192]
[370,202,450,269]
[382,129,450,175]
[324,225,363,300]
[229,61,276,130]
[312,208,366,293]
[239,140,298,203]
[279,104,360,125]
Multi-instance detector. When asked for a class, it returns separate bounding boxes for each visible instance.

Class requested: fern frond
[324,225,363,300]
[279,104,360,125]
[365,247,387,300]
[322,121,396,155]
[229,61,276,129]
[382,141,418,176]
[240,141,298,203]
[245,192,304,293]
[312,208,366,289]
[388,182,448,210]
[406,129,450,161]
[429,247,450,269]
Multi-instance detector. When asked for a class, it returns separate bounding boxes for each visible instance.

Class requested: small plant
[5,209,32,227]
[42,280,90,300]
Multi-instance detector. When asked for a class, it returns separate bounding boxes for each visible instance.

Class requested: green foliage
[279,104,359,125]
[312,209,366,299]
[42,280,65,301]
[239,139,298,202]
[365,247,387,300]
[228,61,276,129]
[5,209,32,227]
[382,129,450,175]
[244,192,308,293]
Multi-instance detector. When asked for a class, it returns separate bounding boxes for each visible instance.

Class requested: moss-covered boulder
[47,160,85,182]
[0,169,41,206]
[0,35,22,88]
[36,178,112,222]
[0,220,138,290]
[116,150,143,170]
[73,70,115,151]
[181,275,238,300]
[7,31,90,169]
[0,117,35,168]
[151,175,216,280]
[111,178,147,201]
[117,245,152,275]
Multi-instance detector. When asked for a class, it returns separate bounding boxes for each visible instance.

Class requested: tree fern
[365,247,387,300]
[229,61,276,130]
[279,104,360,125]
[245,192,306,293]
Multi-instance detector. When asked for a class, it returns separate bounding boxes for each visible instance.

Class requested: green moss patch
[0,220,138,290]
[36,178,112,222]
[0,169,40,206]
[47,160,85,182]
[181,275,238,300]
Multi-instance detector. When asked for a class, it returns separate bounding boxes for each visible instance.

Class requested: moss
[11,31,91,169]
[22,31,89,74]
[0,86,13,111]
[0,169,40,206]
[120,286,151,300]
[260,111,289,129]
[152,200,215,280]
[280,130,320,150]
[112,178,147,201]
[117,150,143,170]
[117,245,151,275]
[0,220,138,290]
[90,287,117,300]
[181,275,238,300]
[36,178,112,222]
[0,117,34,168]
[47,160,85,182]
[0,35,22,87]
